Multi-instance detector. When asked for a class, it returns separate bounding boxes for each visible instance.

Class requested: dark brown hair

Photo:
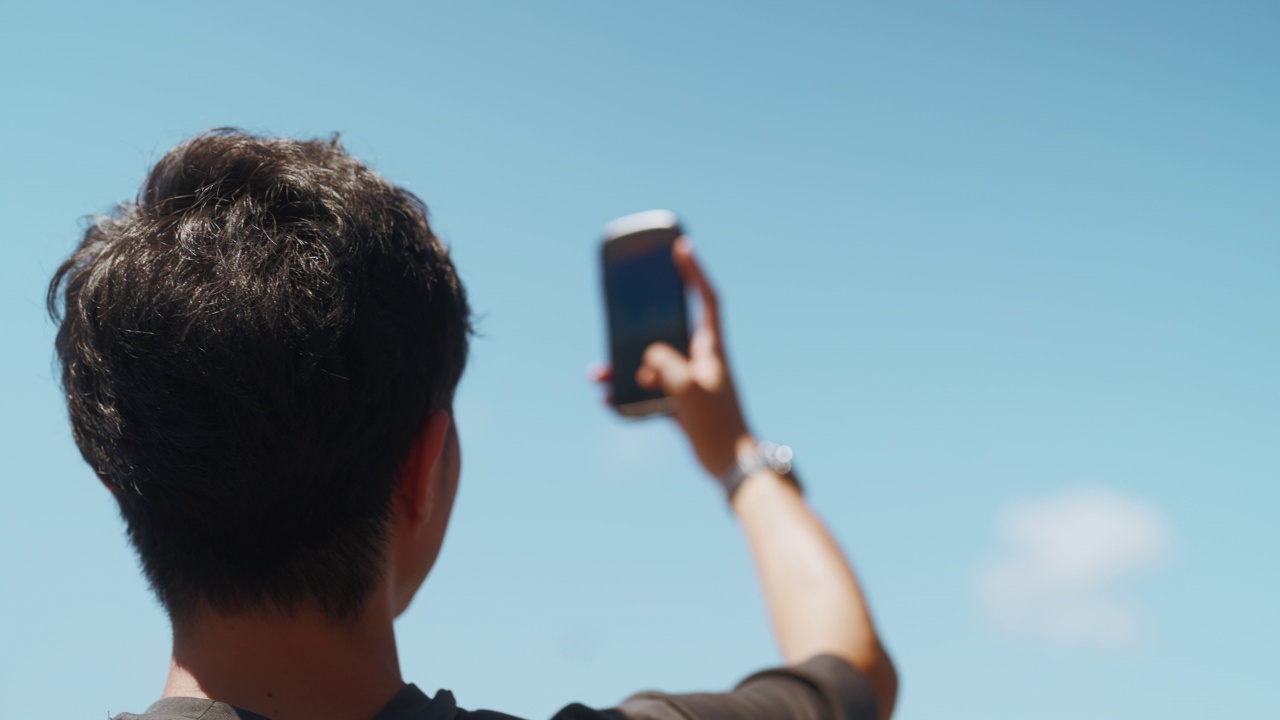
[48,129,470,619]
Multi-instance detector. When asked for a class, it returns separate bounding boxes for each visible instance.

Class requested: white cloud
[978,486,1171,647]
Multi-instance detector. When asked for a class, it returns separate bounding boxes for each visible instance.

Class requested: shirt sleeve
[609,654,879,720]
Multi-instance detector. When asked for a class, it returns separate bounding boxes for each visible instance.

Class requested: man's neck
[163,593,403,720]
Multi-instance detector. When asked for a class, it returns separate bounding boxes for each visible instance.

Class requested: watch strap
[720,441,801,500]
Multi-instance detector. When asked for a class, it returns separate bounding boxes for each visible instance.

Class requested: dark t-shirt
[112,655,878,720]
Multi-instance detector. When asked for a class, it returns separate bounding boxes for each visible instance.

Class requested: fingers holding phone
[638,238,751,478]
[599,212,751,479]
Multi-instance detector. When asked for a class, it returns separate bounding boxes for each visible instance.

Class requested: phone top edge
[603,210,680,241]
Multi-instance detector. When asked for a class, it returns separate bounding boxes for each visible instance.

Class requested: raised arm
[634,238,898,720]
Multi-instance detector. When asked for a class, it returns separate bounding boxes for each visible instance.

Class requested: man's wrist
[719,437,801,501]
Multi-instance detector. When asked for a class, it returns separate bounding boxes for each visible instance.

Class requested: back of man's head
[48,129,471,620]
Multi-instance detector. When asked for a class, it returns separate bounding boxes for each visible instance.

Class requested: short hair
[48,129,471,619]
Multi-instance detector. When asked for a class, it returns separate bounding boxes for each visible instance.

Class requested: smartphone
[601,210,690,418]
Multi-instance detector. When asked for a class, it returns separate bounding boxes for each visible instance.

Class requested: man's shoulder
[603,655,879,720]
[111,697,270,720]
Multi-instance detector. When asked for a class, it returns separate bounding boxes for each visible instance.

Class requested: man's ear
[397,410,452,525]
[98,476,117,497]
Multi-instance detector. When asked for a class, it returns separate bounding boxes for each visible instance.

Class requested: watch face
[722,442,801,500]
[772,444,794,473]
[758,442,793,474]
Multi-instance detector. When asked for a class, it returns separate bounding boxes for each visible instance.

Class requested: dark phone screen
[604,230,689,410]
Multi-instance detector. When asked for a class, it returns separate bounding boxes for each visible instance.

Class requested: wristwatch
[719,440,802,501]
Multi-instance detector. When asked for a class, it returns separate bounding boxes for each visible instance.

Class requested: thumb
[638,342,691,395]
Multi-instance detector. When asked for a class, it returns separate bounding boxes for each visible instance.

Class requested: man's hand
[593,237,754,480]
[638,237,757,480]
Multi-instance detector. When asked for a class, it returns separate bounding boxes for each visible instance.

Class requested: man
[48,130,898,720]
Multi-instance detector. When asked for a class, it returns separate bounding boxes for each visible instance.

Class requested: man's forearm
[627,240,897,717]
[731,440,898,720]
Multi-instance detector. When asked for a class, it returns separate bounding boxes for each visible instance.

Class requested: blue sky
[1,2,1276,718]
